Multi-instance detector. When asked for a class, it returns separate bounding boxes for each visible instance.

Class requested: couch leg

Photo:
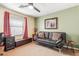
[59,49,61,53]
[59,49,63,54]
[0,53,3,56]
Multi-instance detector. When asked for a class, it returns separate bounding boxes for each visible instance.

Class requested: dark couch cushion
[44,32,49,39]
[37,38,47,41]
[49,32,53,39]
[37,38,57,45]
[46,40,57,44]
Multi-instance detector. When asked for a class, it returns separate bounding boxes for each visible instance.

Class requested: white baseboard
[63,45,79,50]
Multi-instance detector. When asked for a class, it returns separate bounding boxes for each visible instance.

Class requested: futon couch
[35,32,66,49]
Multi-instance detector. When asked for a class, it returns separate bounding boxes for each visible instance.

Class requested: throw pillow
[52,33,61,40]
[37,32,44,39]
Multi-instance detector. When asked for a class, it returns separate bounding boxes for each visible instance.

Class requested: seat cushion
[46,40,57,44]
[36,38,47,42]
[37,38,57,44]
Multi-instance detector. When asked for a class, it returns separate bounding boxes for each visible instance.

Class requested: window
[10,14,24,36]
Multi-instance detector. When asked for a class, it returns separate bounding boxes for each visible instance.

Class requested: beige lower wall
[0,5,35,40]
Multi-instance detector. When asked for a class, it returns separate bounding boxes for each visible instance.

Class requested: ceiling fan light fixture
[28,5,33,9]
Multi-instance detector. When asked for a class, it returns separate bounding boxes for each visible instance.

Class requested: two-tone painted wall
[36,6,79,48]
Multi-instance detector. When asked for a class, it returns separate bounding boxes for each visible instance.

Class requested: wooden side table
[32,34,36,41]
[62,40,75,55]
[65,40,75,54]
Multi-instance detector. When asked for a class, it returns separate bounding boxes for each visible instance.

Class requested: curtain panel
[23,17,28,39]
[4,11,11,37]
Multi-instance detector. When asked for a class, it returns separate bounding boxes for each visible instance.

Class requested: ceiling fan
[19,3,40,13]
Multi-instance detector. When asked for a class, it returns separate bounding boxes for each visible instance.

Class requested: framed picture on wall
[45,17,58,29]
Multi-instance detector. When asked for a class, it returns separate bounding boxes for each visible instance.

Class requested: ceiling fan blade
[19,5,29,8]
[28,3,33,5]
[19,3,40,13]
[33,6,40,12]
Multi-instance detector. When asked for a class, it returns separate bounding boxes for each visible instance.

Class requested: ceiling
[1,3,79,17]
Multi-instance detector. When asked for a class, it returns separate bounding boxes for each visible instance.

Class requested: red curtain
[4,11,11,37]
[23,17,28,39]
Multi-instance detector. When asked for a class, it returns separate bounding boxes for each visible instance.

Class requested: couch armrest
[56,40,65,48]
[56,39,62,44]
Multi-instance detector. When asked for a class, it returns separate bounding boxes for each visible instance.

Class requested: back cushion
[37,32,44,39]
[44,32,49,39]
[49,32,53,39]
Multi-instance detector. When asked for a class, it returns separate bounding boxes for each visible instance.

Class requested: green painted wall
[36,6,79,48]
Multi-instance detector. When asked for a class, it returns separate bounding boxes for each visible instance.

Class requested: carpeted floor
[1,42,79,56]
